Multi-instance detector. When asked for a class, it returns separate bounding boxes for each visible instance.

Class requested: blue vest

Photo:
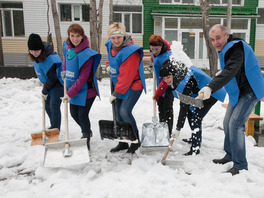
[219,40,264,106]
[34,54,63,87]
[152,50,177,98]
[105,39,146,99]
[176,66,226,102]
[64,45,101,106]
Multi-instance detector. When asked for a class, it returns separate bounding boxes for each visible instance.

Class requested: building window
[0,2,25,37]
[257,8,264,24]
[113,5,142,34]
[160,0,242,5]
[60,4,90,22]
[160,0,194,3]
[211,0,242,5]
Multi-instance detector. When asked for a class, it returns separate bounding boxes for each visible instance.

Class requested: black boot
[110,142,129,153]
[81,133,91,150]
[184,131,201,156]
[213,158,231,165]
[182,138,192,144]
[127,142,141,154]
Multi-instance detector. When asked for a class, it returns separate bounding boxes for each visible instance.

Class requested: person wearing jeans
[27,33,64,130]
[114,90,142,134]
[45,86,64,130]
[106,22,146,154]
[199,24,264,176]
[223,93,258,170]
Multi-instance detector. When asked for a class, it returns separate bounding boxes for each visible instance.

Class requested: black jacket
[208,34,253,95]
[40,42,62,95]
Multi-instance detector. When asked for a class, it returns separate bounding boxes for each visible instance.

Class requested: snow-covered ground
[0,76,264,198]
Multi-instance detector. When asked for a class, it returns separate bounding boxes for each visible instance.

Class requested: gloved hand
[198,86,212,100]
[153,94,159,101]
[171,129,180,138]
[109,95,117,103]
[61,71,66,80]
[61,94,71,102]
[215,70,221,76]
[42,93,48,100]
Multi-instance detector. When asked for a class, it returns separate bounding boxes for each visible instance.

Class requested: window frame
[59,3,90,22]
[159,0,244,6]
[0,4,25,38]
[113,5,143,35]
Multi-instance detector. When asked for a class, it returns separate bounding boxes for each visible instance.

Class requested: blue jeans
[114,90,142,138]
[70,97,95,135]
[45,86,64,130]
[223,92,258,170]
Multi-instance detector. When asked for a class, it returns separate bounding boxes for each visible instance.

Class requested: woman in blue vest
[28,33,64,130]
[61,24,101,150]
[106,22,146,154]
[149,35,175,136]
[199,24,264,175]
[154,58,226,155]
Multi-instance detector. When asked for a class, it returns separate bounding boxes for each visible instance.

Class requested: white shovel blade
[43,139,89,168]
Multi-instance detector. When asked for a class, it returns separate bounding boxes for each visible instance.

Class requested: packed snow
[0,41,264,197]
[0,76,264,198]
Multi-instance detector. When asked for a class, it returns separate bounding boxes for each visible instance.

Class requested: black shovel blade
[98,120,137,141]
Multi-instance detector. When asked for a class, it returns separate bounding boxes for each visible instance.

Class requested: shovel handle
[161,134,175,165]
[42,85,47,142]
[153,71,157,117]
[64,79,69,141]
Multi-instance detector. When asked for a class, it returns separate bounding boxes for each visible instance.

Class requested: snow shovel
[43,79,89,168]
[99,78,138,143]
[160,134,184,167]
[31,89,59,146]
[141,72,170,147]
[176,91,204,108]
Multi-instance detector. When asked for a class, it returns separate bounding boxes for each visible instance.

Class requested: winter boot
[127,142,141,154]
[110,142,129,153]
[81,133,91,150]
[184,130,201,156]
[182,138,192,144]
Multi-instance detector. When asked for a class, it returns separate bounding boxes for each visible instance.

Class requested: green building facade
[143,0,258,68]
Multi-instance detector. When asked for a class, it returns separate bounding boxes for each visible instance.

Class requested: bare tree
[90,0,104,80]
[226,0,232,33]
[109,0,113,25]
[46,0,53,45]
[51,0,63,59]
[200,0,218,77]
[0,15,3,66]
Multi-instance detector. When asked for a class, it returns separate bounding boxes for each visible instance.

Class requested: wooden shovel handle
[42,85,46,139]
[161,134,175,165]
[64,79,69,141]
[153,70,157,117]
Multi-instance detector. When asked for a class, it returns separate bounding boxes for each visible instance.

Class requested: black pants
[157,88,174,134]
[70,97,95,135]
[187,97,217,152]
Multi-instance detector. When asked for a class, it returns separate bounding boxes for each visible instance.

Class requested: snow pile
[170,41,193,68]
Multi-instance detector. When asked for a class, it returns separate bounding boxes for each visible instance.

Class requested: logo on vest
[66,71,75,81]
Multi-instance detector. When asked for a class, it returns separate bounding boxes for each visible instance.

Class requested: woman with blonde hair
[106,22,146,154]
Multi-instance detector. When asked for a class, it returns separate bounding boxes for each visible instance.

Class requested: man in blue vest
[198,24,264,176]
